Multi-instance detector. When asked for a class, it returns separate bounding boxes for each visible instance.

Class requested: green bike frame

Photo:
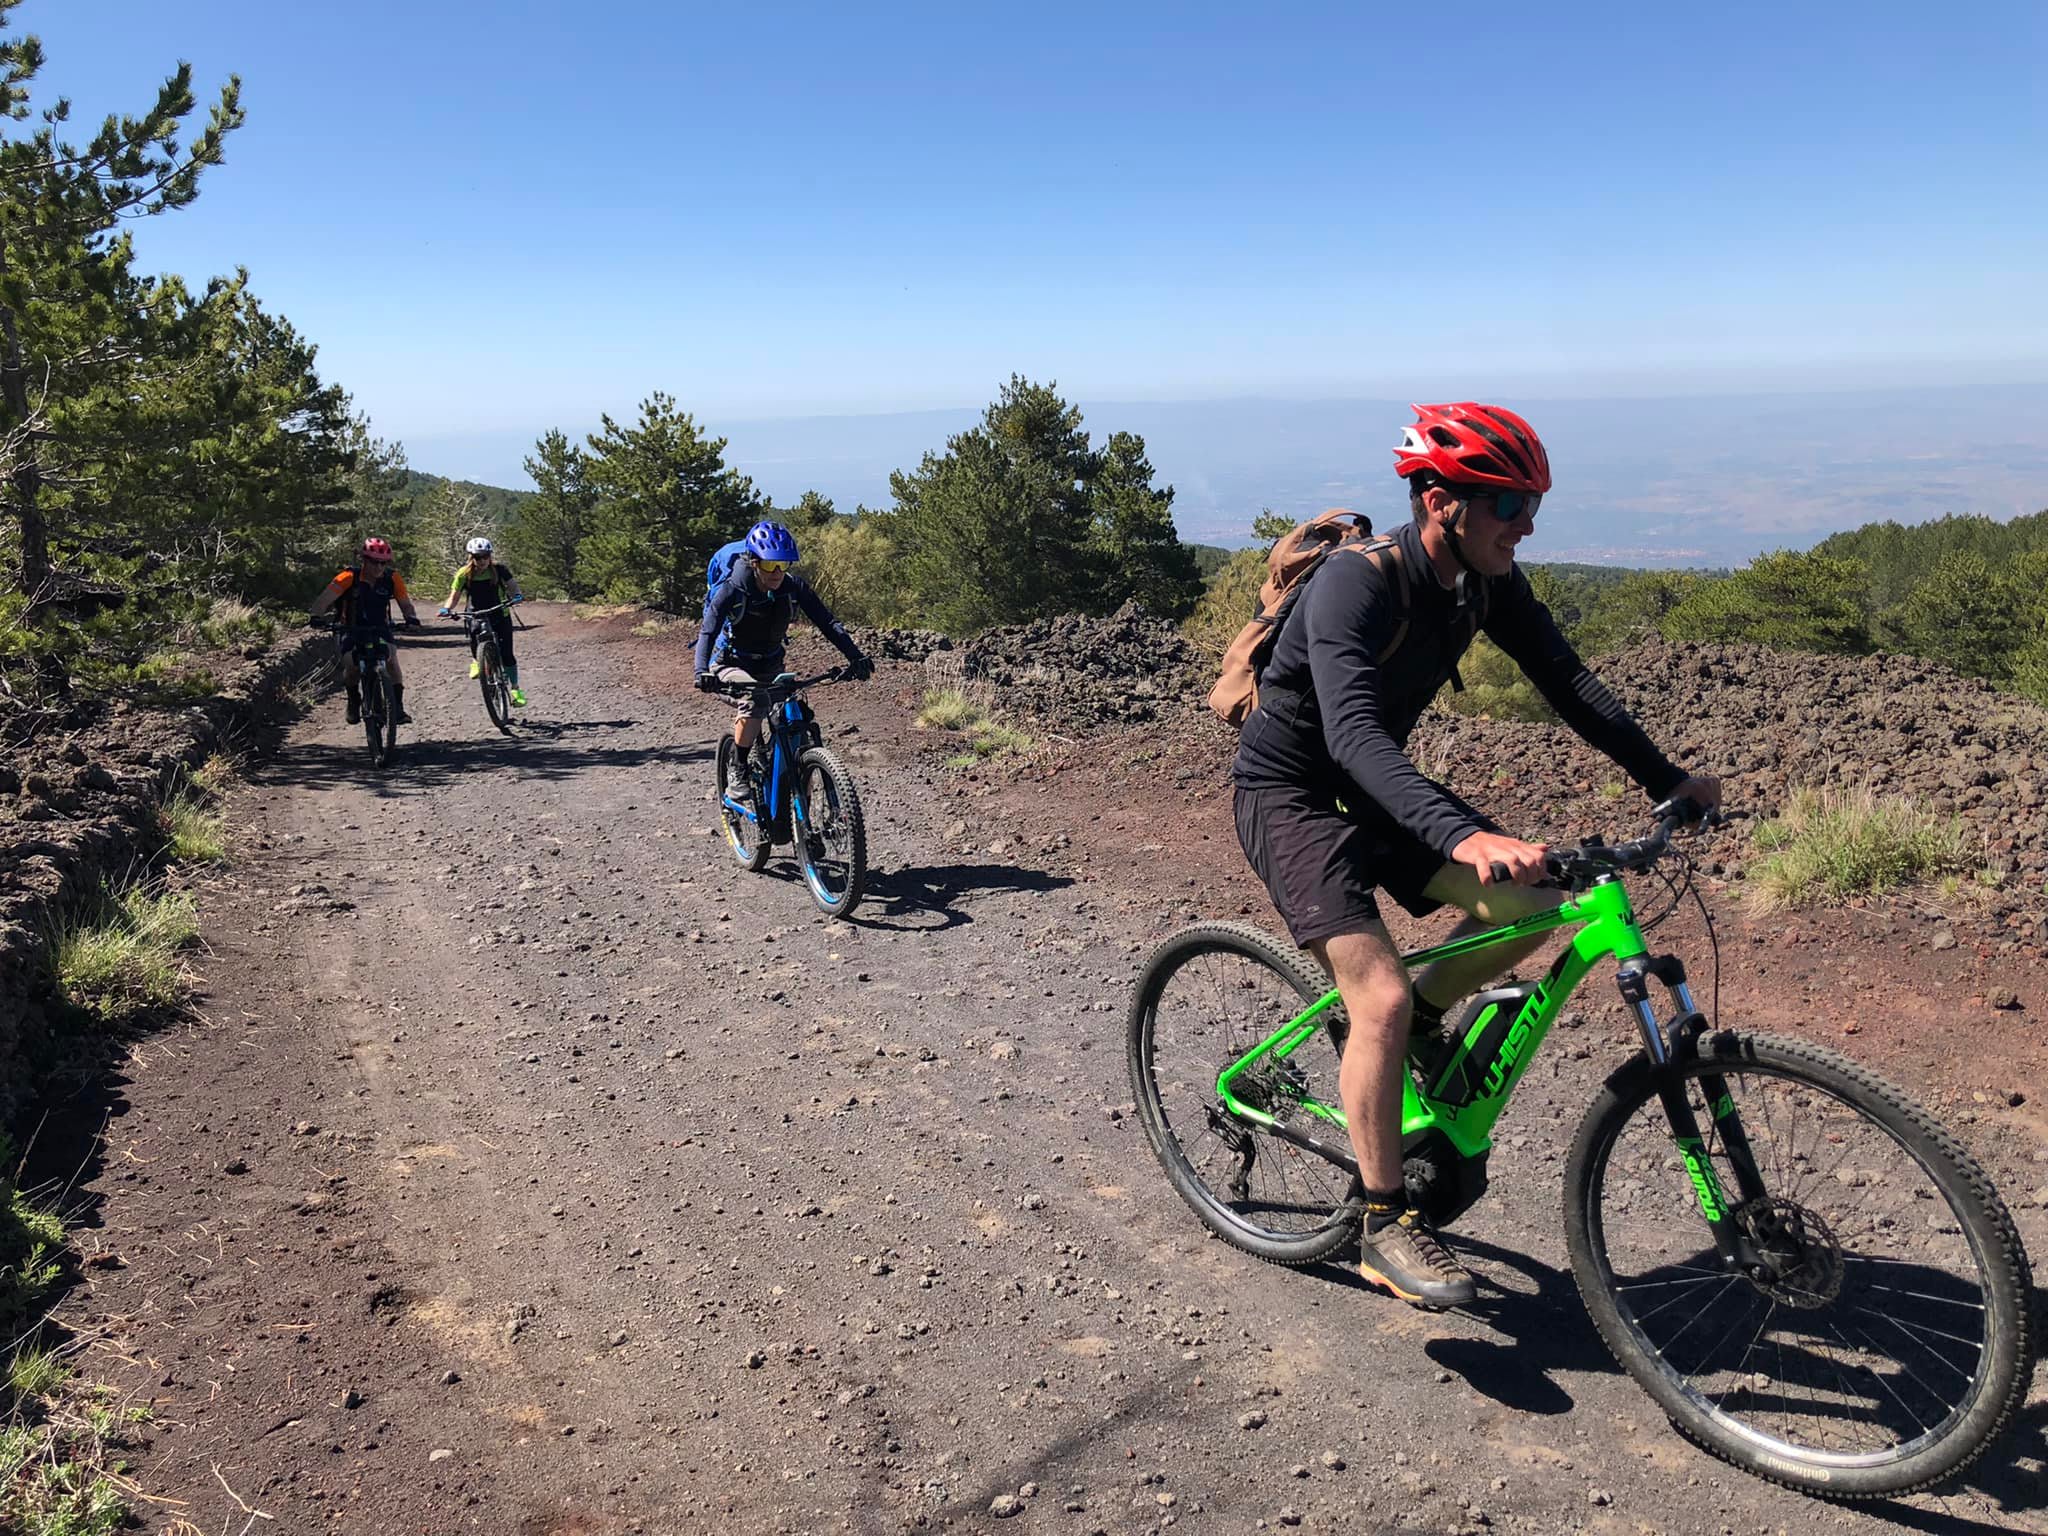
[1213,876,1750,1244]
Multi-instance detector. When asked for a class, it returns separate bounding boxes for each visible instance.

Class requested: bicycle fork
[1619,955,1770,1274]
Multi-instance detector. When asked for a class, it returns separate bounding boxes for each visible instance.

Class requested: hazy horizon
[407,379,2048,567]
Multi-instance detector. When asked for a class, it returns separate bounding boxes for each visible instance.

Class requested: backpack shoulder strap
[1341,535,1412,665]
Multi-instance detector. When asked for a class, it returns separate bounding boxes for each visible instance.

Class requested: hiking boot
[1358,1210,1477,1309]
[468,659,482,680]
[345,697,361,725]
[727,758,756,803]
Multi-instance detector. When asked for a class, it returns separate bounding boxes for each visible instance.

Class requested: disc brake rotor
[1735,1196,1845,1309]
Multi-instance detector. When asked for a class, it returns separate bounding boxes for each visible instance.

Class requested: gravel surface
[59,606,2048,1535]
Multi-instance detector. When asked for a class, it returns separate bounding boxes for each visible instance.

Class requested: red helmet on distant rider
[361,537,393,563]
[1392,403,1552,494]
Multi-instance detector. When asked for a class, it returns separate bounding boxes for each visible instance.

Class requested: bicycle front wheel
[380,673,400,765]
[793,746,866,917]
[1127,922,1358,1266]
[481,647,511,732]
[360,666,385,765]
[1565,1031,2033,1499]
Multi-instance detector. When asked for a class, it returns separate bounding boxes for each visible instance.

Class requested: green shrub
[917,689,1031,761]
[0,1422,125,1536]
[195,595,278,650]
[916,688,986,731]
[1662,550,1873,655]
[1181,546,1265,661]
[158,784,227,864]
[1749,787,1973,911]
[1,1184,64,1340]
[7,1345,68,1402]
[54,885,201,1023]
[1432,635,1557,723]
[804,519,909,628]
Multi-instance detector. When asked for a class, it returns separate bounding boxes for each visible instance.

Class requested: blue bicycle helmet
[745,520,800,563]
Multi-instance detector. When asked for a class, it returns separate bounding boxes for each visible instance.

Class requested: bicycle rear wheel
[1565,1031,2033,1499]
[1127,922,1358,1266]
[793,746,866,918]
[715,735,772,871]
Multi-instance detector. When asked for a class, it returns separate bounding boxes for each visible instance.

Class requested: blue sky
[26,1,2048,469]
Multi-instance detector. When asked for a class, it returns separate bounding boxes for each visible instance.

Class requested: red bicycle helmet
[361,537,394,562]
[1392,402,1552,494]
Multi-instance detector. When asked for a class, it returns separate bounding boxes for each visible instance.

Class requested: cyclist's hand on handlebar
[437,607,453,618]
[845,655,874,682]
[1454,830,1550,887]
[1668,774,1723,819]
[695,671,719,693]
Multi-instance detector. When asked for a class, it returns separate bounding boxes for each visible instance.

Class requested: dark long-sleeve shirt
[1231,519,1684,860]
[693,567,860,674]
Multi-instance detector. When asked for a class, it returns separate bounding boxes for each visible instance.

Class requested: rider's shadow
[847,861,1078,932]
[1309,1234,1614,1415]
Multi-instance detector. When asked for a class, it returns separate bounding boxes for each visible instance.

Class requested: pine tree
[506,428,597,599]
[577,393,759,612]
[0,1,244,646]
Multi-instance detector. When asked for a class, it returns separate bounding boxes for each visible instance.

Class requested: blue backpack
[705,539,749,601]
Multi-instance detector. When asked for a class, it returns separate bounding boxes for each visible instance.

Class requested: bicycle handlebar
[1487,797,1718,890]
[707,667,845,698]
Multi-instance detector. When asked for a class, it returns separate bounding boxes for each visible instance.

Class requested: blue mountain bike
[712,669,867,918]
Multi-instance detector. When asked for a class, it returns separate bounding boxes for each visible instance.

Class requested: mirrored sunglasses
[1472,489,1541,522]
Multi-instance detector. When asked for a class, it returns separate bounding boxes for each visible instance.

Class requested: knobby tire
[793,745,866,918]
[1564,1030,2033,1499]
[1128,922,1359,1266]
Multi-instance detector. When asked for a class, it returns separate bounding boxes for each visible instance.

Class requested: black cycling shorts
[1233,782,1492,947]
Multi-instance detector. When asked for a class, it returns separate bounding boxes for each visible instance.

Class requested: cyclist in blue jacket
[694,520,872,799]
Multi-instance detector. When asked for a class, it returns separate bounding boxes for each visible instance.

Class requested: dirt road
[68,607,2047,1534]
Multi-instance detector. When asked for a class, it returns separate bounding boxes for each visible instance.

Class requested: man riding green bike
[1232,402,1720,1306]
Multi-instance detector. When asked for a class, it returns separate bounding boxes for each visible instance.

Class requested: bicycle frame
[347,632,391,689]
[718,682,820,836]
[1216,875,1754,1258]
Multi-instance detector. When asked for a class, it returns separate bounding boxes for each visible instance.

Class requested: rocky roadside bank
[0,628,332,1130]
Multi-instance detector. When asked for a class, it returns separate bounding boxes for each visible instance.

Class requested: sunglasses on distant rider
[754,559,790,575]
[1462,489,1541,522]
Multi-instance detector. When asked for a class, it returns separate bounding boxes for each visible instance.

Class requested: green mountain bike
[1127,801,2034,1499]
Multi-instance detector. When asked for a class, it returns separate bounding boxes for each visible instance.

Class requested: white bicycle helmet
[466,537,494,556]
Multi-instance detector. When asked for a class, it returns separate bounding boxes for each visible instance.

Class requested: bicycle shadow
[1305,1243,2048,1523]
[847,860,1078,932]
[1301,1233,1614,1415]
[255,730,705,794]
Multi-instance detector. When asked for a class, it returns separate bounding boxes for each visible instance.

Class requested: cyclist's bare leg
[1308,925,1411,1192]
[716,666,764,753]
[1410,862,1561,1006]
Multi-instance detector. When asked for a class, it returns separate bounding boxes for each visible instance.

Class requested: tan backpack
[1207,509,1480,728]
